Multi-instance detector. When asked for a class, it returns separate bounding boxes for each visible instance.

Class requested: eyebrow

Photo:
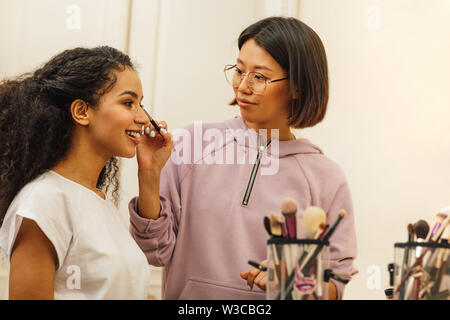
[118,91,144,103]
[236,58,273,72]
[119,90,139,99]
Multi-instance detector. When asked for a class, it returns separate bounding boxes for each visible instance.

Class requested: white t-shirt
[0,171,150,299]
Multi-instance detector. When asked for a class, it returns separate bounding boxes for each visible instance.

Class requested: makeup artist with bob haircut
[0,46,167,299]
[131,16,358,300]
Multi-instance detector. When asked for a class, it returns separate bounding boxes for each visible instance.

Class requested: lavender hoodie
[129,116,358,300]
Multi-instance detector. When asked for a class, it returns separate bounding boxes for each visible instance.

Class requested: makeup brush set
[386,207,450,300]
[262,197,349,300]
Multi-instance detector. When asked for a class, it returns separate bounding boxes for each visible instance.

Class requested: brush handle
[142,108,162,134]
[283,214,297,239]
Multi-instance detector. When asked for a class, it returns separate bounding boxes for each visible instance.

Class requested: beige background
[1,0,449,300]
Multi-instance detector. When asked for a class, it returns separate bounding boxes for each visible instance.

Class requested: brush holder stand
[266,238,330,300]
[393,241,450,300]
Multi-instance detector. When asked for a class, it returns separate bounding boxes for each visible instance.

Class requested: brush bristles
[303,206,326,239]
[339,209,347,218]
[269,215,283,237]
[280,197,298,216]
[436,213,447,223]
[413,220,430,240]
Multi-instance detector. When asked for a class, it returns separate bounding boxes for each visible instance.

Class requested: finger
[157,121,167,130]
[257,277,267,291]
[240,271,248,280]
[254,271,267,290]
[247,268,261,290]
[141,122,167,136]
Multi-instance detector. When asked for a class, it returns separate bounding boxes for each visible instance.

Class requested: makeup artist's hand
[137,121,173,173]
[240,260,267,291]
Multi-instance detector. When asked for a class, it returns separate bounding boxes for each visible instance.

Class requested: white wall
[1,0,449,300]
[298,0,450,299]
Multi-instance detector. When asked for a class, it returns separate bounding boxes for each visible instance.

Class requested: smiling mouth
[125,130,141,139]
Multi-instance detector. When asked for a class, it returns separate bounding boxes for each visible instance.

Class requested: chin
[239,109,262,124]
[117,148,136,159]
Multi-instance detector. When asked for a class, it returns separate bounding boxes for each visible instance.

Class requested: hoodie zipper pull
[242,132,271,206]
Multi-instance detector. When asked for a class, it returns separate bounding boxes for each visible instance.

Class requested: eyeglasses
[224,64,288,95]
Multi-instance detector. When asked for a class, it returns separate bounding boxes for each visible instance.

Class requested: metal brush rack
[392,241,450,300]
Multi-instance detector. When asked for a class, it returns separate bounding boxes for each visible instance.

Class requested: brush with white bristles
[281,209,347,300]
[302,206,327,239]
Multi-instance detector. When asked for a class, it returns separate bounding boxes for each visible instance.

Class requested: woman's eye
[254,74,265,81]
[124,101,134,107]
[235,68,243,75]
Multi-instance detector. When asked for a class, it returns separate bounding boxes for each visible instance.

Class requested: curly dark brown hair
[0,46,135,225]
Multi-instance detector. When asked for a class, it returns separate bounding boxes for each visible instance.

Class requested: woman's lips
[237,99,256,108]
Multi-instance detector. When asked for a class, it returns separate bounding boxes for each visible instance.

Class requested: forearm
[137,169,162,220]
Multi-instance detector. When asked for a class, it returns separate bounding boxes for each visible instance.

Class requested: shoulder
[292,149,349,198]
[11,172,67,206]
[6,171,73,221]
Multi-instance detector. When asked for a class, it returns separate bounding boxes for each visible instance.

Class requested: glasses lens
[248,73,266,94]
[224,65,239,87]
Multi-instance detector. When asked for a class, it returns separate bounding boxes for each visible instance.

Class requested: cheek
[261,86,291,113]
[93,110,132,137]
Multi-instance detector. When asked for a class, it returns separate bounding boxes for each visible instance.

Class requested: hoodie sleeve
[324,180,358,300]
[129,158,182,267]
[297,153,358,300]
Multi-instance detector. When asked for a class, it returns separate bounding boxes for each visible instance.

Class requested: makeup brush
[414,220,430,243]
[281,198,298,239]
[432,225,450,295]
[430,213,449,243]
[269,214,284,237]
[399,223,414,299]
[411,220,430,300]
[264,216,282,282]
[248,260,267,272]
[264,216,273,237]
[427,213,447,241]
[300,210,346,275]
[281,210,347,300]
[142,107,163,136]
[302,206,327,239]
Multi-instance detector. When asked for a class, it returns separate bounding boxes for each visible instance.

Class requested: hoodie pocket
[178,277,266,300]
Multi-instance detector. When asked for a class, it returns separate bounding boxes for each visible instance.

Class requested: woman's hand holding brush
[240,260,268,291]
[135,110,173,221]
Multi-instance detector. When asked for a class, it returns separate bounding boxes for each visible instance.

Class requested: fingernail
[160,128,167,134]
[247,285,252,291]
[141,125,145,135]
[145,127,150,135]
[150,131,155,137]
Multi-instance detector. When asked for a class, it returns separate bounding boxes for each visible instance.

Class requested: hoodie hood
[223,116,323,158]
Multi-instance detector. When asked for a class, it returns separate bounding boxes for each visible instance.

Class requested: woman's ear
[70,99,90,126]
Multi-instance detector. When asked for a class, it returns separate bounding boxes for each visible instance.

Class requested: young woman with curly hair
[0,46,171,299]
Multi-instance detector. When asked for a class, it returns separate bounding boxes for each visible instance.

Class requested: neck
[244,119,294,141]
[51,130,110,198]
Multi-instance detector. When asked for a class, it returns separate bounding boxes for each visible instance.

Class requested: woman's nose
[237,75,252,94]
[135,107,149,125]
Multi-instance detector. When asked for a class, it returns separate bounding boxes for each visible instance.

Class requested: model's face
[234,39,292,128]
[87,67,147,159]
